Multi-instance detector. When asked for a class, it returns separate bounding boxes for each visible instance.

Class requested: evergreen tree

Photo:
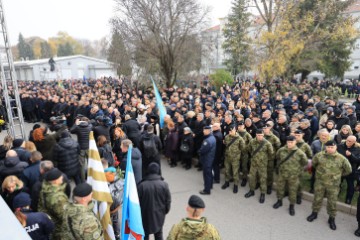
[17,33,34,60]
[222,0,253,76]
[107,31,132,76]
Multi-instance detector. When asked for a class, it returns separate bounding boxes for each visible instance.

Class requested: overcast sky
[2,0,232,44]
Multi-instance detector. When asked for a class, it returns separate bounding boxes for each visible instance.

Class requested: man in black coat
[122,114,141,147]
[329,108,350,130]
[138,162,171,240]
[274,115,290,146]
[212,123,223,183]
[337,135,360,204]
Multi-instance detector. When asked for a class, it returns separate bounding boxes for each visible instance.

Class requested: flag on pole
[151,77,166,128]
[121,145,145,240]
[87,131,115,240]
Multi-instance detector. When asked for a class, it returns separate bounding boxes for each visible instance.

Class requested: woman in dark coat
[32,126,65,161]
[52,131,81,185]
[180,127,194,170]
[1,175,29,211]
[111,127,127,165]
[138,163,171,240]
[164,121,179,168]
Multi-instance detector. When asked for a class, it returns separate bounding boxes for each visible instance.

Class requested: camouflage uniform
[296,140,313,196]
[275,146,308,204]
[238,130,252,180]
[62,202,104,240]
[167,217,220,240]
[248,138,274,193]
[264,133,281,188]
[311,151,352,217]
[38,182,68,240]
[224,133,245,185]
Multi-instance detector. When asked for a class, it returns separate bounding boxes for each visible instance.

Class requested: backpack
[109,178,124,212]
[99,144,115,166]
[143,136,158,158]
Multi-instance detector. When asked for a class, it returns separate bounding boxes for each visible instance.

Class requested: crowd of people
[0,76,360,239]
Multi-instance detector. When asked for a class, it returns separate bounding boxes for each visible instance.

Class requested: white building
[12,55,117,81]
[201,1,360,80]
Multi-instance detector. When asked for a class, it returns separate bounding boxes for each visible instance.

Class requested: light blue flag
[120,146,145,240]
[151,78,166,128]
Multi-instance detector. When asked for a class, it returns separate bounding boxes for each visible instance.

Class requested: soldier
[273,136,308,216]
[167,195,220,240]
[245,129,274,203]
[237,121,252,187]
[307,140,352,230]
[263,122,281,194]
[62,183,103,239]
[38,168,68,240]
[198,126,216,195]
[294,129,313,204]
[221,125,245,193]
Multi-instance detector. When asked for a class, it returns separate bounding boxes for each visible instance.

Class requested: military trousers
[267,158,275,187]
[312,181,340,217]
[240,152,249,179]
[79,149,89,182]
[248,162,267,193]
[276,173,299,204]
[224,157,240,185]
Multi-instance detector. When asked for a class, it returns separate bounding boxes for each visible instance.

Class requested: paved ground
[1,122,359,240]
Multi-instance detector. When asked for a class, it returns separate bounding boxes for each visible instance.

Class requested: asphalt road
[1,122,359,240]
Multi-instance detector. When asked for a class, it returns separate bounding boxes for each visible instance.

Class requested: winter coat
[122,119,141,147]
[198,134,216,167]
[0,145,8,161]
[70,121,92,150]
[53,137,81,177]
[139,133,162,163]
[180,132,194,159]
[98,143,115,166]
[0,156,28,180]
[337,143,360,173]
[34,127,65,161]
[93,125,111,142]
[1,187,29,211]
[112,135,127,163]
[120,147,142,184]
[13,147,31,163]
[164,129,179,159]
[138,174,171,234]
[20,161,41,191]
[21,209,55,240]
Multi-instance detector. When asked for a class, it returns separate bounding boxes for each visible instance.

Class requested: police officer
[245,129,274,203]
[237,121,252,187]
[307,140,352,230]
[167,195,220,240]
[263,122,281,194]
[62,183,103,239]
[221,125,245,193]
[38,168,68,240]
[198,126,216,195]
[273,136,308,216]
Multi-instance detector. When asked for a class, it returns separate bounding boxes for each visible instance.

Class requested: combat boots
[328,217,336,230]
[296,195,302,204]
[245,190,255,198]
[259,193,265,204]
[267,186,272,195]
[233,185,238,194]
[289,204,295,216]
[306,212,318,222]
[241,178,247,187]
[354,224,360,237]
[273,200,283,209]
[221,182,229,190]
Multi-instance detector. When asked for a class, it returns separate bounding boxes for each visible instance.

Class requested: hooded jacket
[53,137,80,177]
[120,147,142,184]
[70,121,92,150]
[0,155,28,180]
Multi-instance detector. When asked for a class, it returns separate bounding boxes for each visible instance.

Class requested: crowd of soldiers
[0,76,360,238]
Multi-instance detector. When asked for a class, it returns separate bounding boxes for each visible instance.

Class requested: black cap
[203,126,211,130]
[45,168,62,181]
[325,140,336,146]
[334,108,342,116]
[237,121,244,126]
[188,195,205,209]
[294,129,303,134]
[13,192,31,209]
[73,183,92,197]
[252,114,260,118]
[286,135,296,141]
[256,129,264,134]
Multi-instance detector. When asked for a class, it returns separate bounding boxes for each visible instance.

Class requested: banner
[151,77,166,128]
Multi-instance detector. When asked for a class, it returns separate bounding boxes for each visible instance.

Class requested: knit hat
[61,131,71,138]
[73,183,92,197]
[45,168,62,181]
[188,195,205,209]
[148,162,160,174]
[13,192,31,209]
[12,139,24,148]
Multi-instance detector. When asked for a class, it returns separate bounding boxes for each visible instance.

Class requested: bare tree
[111,0,209,87]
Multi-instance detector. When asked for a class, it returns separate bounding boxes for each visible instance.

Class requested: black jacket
[22,209,55,240]
[70,121,92,150]
[0,156,28,181]
[120,148,142,184]
[213,129,223,161]
[122,119,141,147]
[180,132,194,159]
[337,143,360,172]
[13,147,31,163]
[139,133,162,163]
[53,137,80,177]
[138,174,171,234]
[93,125,111,142]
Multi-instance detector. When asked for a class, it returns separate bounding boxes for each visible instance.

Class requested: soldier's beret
[256,129,264,134]
[325,140,336,146]
[45,168,62,181]
[203,126,212,130]
[229,124,236,130]
[73,183,92,197]
[13,192,31,209]
[294,129,303,134]
[252,114,260,118]
[237,121,244,126]
[188,195,205,209]
[286,136,296,141]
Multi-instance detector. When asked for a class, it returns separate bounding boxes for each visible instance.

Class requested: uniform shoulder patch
[203,141,208,146]
[93,231,100,239]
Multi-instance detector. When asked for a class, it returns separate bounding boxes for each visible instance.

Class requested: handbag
[180,142,190,152]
